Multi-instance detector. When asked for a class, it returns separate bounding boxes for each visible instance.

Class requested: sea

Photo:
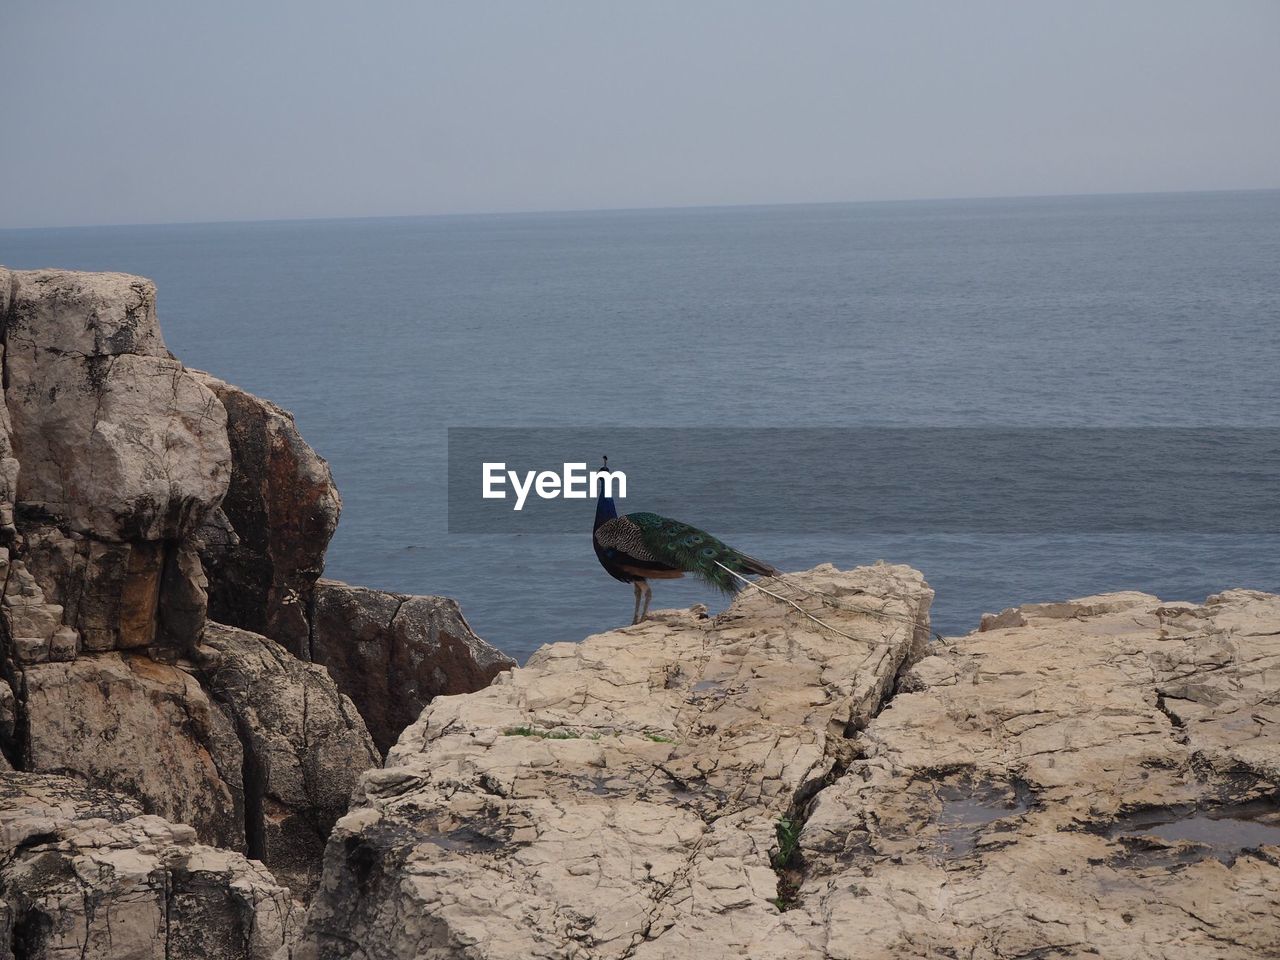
[2,190,1277,663]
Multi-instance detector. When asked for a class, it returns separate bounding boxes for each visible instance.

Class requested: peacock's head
[594,456,619,526]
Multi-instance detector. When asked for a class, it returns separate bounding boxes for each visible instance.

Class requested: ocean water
[2,191,1277,662]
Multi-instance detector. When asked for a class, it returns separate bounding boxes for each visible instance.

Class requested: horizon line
[2,185,1278,233]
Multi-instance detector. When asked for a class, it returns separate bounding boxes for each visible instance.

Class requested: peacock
[592,456,779,624]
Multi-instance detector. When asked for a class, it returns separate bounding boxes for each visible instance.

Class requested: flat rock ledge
[798,588,1280,959]
[292,579,1280,960]
[291,563,934,959]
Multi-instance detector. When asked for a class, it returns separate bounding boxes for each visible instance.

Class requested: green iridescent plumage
[592,456,778,624]
[626,511,777,593]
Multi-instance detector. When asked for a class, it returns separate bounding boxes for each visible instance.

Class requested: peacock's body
[593,459,777,624]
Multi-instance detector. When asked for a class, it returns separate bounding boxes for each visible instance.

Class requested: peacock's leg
[632,581,644,625]
[639,581,653,621]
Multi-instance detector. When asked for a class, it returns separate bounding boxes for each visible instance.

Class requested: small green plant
[772,817,801,869]
[770,816,804,910]
[644,733,676,743]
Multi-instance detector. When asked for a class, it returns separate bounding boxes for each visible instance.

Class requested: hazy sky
[3,1,1279,228]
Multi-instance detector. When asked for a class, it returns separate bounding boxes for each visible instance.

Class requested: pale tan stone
[0,772,300,960]
[288,580,1280,959]
[3,269,229,542]
[797,589,1280,960]
[292,563,934,960]
[22,653,245,850]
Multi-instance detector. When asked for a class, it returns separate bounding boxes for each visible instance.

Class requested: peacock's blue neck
[594,488,617,531]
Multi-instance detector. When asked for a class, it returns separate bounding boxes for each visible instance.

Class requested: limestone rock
[0,771,300,960]
[196,622,380,897]
[21,653,245,850]
[0,268,228,657]
[796,589,1280,959]
[0,550,75,664]
[309,578,517,754]
[2,268,229,542]
[192,372,340,657]
[292,564,933,959]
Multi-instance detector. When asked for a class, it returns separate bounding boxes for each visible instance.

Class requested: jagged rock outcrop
[0,267,363,903]
[292,578,1280,959]
[13,620,383,895]
[21,652,247,850]
[793,589,1280,959]
[187,376,512,756]
[197,622,380,897]
[2,270,227,542]
[0,772,300,960]
[0,680,14,770]
[310,579,516,754]
[192,372,341,658]
[291,563,933,959]
[0,281,19,539]
[0,268,230,660]
[0,266,519,921]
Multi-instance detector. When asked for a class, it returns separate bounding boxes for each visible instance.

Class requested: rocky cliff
[0,267,514,955]
[291,579,1280,960]
[292,563,935,958]
[2,267,1276,960]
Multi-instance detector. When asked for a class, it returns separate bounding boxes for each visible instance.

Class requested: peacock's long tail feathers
[714,562,943,644]
[628,512,778,594]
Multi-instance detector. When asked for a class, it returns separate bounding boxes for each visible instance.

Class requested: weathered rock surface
[310,579,516,754]
[0,548,76,665]
[0,680,14,769]
[0,268,230,659]
[0,265,518,919]
[0,277,18,538]
[2,268,230,543]
[292,563,933,959]
[0,771,300,960]
[21,652,246,850]
[12,526,185,657]
[15,618,382,901]
[795,589,1280,959]
[291,579,1280,959]
[192,372,341,658]
[197,622,380,897]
